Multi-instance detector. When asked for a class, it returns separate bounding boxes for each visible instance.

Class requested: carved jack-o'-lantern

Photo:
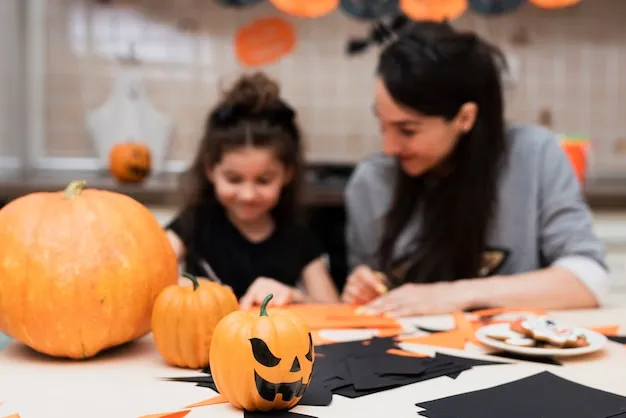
[108,142,152,183]
[209,294,314,411]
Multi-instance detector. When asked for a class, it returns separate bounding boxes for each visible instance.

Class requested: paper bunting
[234,17,296,67]
[269,0,339,18]
[400,0,468,21]
[468,0,526,14]
[530,0,581,8]
[340,0,399,20]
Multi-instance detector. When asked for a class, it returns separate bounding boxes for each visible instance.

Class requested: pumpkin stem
[259,293,273,317]
[63,180,87,199]
[182,272,200,291]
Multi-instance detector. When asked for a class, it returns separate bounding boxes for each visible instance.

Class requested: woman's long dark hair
[179,72,304,224]
[377,21,508,284]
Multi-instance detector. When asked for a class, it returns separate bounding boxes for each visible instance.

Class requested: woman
[341,21,609,317]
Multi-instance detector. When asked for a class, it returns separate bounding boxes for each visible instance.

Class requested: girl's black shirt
[166,202,325,299]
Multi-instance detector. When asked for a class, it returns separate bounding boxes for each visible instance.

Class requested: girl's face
[374,78,477,176]
[208,147,291,224]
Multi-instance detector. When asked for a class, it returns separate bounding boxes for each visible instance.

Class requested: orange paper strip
[400,0,468,21]
[398,330,467,349]
[2,414,21,418]
[138,410,190,418]
[264,304,401,330]
[387,348,428,358]
[185,394,229,408]
[589,325,620,336]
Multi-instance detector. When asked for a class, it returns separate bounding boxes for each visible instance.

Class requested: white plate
[475,323,608,357]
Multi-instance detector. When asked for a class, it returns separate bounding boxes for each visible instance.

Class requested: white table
[0,308,624,418]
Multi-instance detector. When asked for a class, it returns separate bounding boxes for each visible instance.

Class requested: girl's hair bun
[222,72,281,112]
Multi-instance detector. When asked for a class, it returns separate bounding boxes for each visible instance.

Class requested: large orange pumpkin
[209,294,314,411]
[109,142,152,183]
[151,273,239,369]
[0,180,178,359]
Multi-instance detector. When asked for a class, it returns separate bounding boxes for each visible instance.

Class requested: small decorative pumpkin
[530,0,581,9]
[0,180,178,359]
[209,294,314,411]
[152,273,239,369]
[109,142,152,183]
[235,17,296,67]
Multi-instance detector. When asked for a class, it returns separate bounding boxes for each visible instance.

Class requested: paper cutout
[453,311,478,344]
[416,371,626,418]
[530,0,582,9]
[398,330,467,349]
[589,325,619,336]
[487,350,562,366]
[235,17,296,67]
[2,414,21,418]
[138,411,190,418]
[185,394,228,408]
[608,336,626,344]
[269,0,339,17]
[399,0,468,22]
[269,304,401,330]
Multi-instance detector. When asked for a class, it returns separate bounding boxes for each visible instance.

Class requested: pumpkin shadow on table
[2,338,150,365]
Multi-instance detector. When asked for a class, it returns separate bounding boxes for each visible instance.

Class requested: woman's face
[374,78,476,176]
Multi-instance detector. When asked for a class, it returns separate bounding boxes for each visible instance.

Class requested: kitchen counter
[0,168,625,209]
[0,168,347,207]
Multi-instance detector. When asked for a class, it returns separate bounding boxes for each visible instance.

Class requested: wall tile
[38,0,626,176]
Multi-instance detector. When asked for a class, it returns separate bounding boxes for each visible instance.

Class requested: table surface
[0,308,624,418]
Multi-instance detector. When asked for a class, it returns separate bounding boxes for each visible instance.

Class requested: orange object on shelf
[530,0,582,9]
[269,0,339,18]
[560,136,590,186]
[234,17,296,67]
[400,0,468,21]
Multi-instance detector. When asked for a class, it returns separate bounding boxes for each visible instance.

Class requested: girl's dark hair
[180,72,304,222]
[377,21,508,284]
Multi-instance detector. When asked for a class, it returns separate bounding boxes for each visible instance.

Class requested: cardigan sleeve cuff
[552,255,611,306]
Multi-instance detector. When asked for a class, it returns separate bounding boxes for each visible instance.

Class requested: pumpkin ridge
[9,196,46,346]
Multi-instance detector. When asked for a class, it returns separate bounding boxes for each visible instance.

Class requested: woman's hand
[362,282,472,317]
[341,265,389,305]
[239,277,298,310]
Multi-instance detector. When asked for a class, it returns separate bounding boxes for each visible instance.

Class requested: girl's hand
[362,282,471,317]
[341,265,389,305]
[239,277,296,310]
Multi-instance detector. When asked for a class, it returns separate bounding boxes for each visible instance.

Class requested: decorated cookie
[515,316,590,348]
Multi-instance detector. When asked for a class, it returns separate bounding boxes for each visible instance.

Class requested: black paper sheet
[166,336,511,409]
[416,371,626,418]
[608,336,626,344]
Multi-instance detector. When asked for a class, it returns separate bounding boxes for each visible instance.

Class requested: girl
[341,21,609,316]
[166,72,340,309]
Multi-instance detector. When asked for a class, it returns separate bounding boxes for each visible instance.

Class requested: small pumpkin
[0,180,178,359]
[109,142,152,183]
[151,273,239,369]
[209,294,314,411]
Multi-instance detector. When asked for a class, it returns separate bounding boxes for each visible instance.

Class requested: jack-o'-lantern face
[249,332,314,403]
[108,142,152,183]
[209,294,316,412]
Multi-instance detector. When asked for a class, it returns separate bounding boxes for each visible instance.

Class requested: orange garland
[530,0,582,9]
[400,0,468,21]
[269,0,339,18]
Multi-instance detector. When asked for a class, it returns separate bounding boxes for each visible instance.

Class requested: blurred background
[0,0,625,303]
